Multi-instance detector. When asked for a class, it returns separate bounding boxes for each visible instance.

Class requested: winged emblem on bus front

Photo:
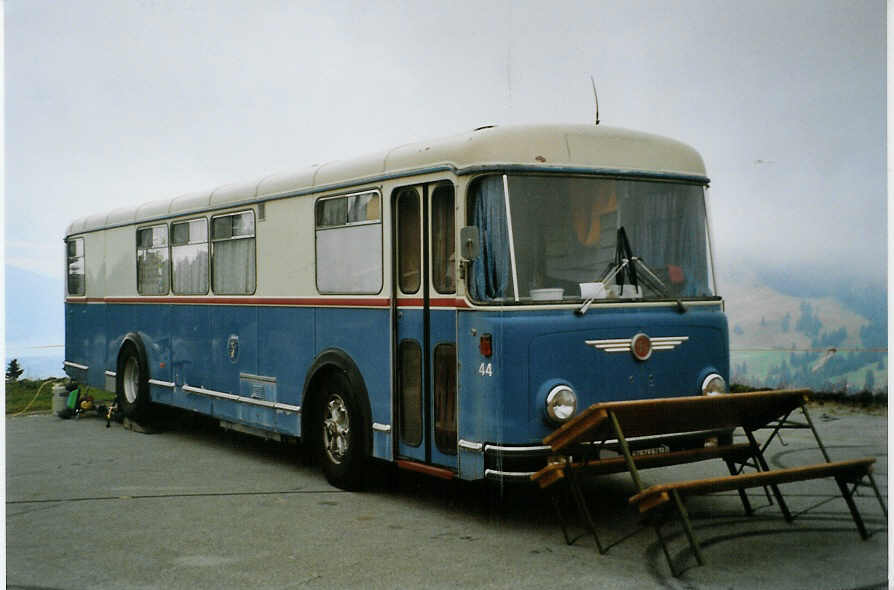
[585,335,688,360]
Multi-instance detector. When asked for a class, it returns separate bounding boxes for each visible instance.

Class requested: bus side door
[392,182,458,469]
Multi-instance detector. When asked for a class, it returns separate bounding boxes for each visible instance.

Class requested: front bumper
[475,428,734,482]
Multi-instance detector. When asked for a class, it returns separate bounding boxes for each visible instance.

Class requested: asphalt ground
[5,405,888,589]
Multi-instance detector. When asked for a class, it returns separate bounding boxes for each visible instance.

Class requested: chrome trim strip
[372,423,392,433]
[484,469,536,479]
[484,444,552,453]
[183,384,239,401]
[458,439,484,452]
[148,379,175,388]
[183,384,297,411]
[502,173,520,302]
[64,361,88,370]
[244,397,276,408]
[104,370,116,377]
[274,403,301,414]
[239,372,277,383]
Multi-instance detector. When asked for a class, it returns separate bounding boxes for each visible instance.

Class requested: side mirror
[460,226,480,260]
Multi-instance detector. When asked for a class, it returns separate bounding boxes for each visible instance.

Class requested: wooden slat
[629,458,875,512]
[531,462,566,488]
[543,389,810,450]
[544,406,608,451]
[530,443,754,488]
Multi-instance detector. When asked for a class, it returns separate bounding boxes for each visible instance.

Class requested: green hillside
[724,274,886,393]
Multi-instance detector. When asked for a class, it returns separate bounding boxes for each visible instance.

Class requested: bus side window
[315,191,383,294]
[211,211,256,295]
[431,185,455,294]
[136,225,170,295]
[399,340,423,446]
[396,188,421,294]
[171,218,209,295]
[66,237,85,296]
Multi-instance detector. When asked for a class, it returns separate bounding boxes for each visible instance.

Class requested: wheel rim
[123,357,139,404]
[322,394,350,465]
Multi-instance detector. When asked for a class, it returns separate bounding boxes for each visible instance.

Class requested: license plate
[632,444,670,457]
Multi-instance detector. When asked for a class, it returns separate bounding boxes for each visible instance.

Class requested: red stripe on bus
[66,296,392,307]
[66,296,473,308]
[395,298,471,308]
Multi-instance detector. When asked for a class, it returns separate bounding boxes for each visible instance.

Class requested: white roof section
[66,124,707,236]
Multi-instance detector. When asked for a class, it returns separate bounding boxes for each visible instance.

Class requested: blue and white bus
[64,124,727,489]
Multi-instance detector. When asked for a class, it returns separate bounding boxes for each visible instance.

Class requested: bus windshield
[467,174,716,304]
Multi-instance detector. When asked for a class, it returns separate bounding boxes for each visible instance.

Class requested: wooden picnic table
[531,389,886,576]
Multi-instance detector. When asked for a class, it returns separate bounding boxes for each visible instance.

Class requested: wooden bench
[532,389,887,576]
[629,457,879,571]
[532,443,756,489]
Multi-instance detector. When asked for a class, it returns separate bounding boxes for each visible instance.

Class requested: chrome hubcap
[123,357,139,404]
[322,394,350,464]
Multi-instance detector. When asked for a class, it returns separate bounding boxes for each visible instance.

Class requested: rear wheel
[116,344,152,422]
[317,376,368,490]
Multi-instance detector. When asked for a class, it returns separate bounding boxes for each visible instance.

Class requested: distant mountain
[721,267,887,393]
[5,266,64,348]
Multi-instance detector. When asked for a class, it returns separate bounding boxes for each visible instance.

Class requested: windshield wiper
[576,227,686,315]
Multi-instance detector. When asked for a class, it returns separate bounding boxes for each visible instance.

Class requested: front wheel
[317,378,368,490]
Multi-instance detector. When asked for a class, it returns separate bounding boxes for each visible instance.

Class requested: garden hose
[12,378,63,417]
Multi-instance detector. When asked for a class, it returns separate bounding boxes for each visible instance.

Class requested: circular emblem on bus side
[631,333,652,361]
[228,335,240,363]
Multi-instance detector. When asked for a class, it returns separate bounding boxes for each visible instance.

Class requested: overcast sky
[4,0,886,284]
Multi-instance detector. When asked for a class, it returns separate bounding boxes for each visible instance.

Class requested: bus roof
[66,124,707,236]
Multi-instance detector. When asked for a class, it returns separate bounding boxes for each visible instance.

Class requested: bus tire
[116,342,152,422]
[317,374,368,490]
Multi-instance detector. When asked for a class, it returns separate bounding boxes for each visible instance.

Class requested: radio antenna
[590,75,600,126]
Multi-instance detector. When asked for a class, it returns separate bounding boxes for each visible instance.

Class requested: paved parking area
[5,406,888,589]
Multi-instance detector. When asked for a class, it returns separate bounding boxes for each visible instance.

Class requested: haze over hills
[719,264,886,393]
[5,263,888,391]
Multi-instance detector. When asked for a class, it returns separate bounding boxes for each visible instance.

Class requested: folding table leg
[865,472,888,518]
[652,520,678,578]
[836,476,869,540]
[671,489,705,566]
[551,486,574,546]
[725,459,754,515]
[746,430,792,521]
[566,467,606,554]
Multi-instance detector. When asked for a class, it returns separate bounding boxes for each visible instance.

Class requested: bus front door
[393,182,458,471]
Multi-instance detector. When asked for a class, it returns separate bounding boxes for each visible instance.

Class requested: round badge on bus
[631,333,652,361]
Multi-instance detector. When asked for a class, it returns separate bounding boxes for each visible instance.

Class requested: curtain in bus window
[213,239,255,294]
[138,249,170,295]
[469,176,511,301]
[137,226,169,295]
[172,219,209,295]
[173,243,209,294]
[316,225,382,293]
[397,190,421,294]
[620,183,709,296]
[67,238,85,296]
[431,185,455,294]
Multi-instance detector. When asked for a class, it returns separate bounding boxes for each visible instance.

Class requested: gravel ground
[5,407,888,589]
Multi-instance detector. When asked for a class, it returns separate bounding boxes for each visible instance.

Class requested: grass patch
[6,379,116,415]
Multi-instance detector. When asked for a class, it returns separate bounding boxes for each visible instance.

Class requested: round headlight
[701,373,727,396]
[546,385,578,423]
